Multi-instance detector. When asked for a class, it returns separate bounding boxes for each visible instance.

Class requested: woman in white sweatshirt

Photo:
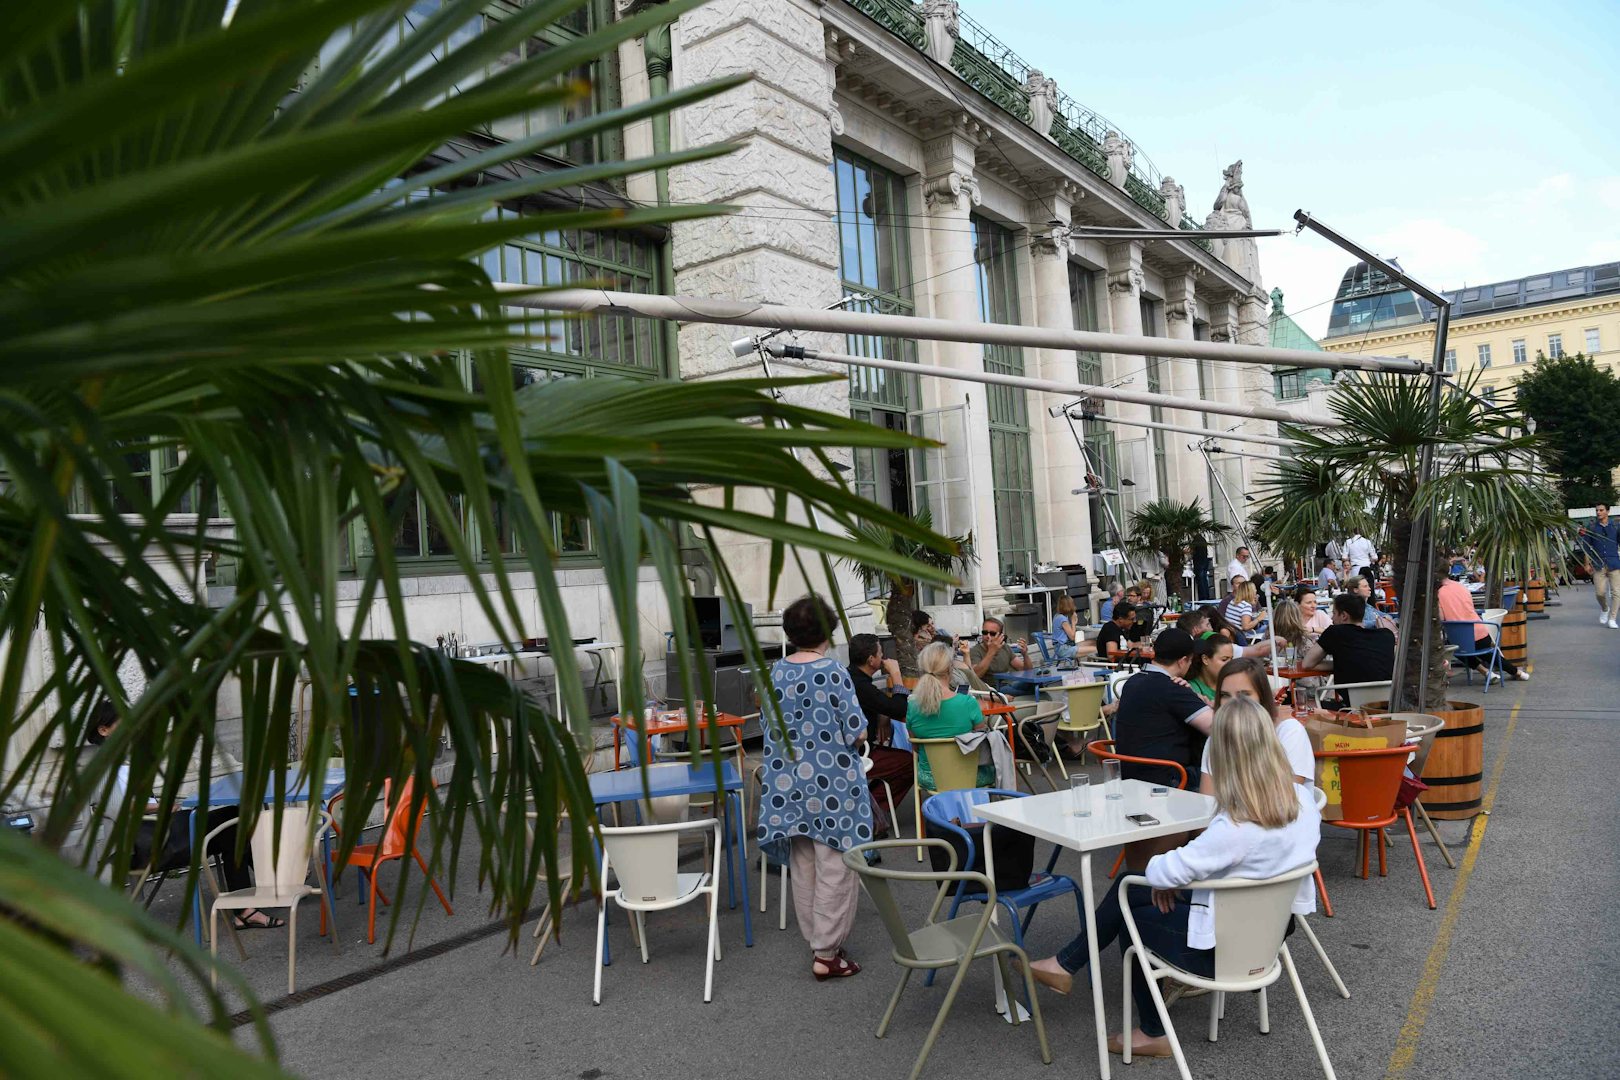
[1026,696,1320,1059]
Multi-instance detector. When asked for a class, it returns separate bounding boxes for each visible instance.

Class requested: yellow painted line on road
[1384,701,1522,1077]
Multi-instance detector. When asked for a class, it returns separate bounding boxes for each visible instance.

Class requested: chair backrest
[1031,631,1054,663]
[378,776,433,859]
[1324,679,1393,711]
[249,805,322,894]
[601,819,717,906]
[1058,682,1106,732]
[636,763,696,824]
[913,736,982,793]
[1441,620,1483,653]
[1085,739,1188,790]
[1315,746,1409,823]
[841,840,995,964]
[1205,864,1318,982]
[1106,669,1134,703]
[1016,699,1066,727]
[1501,587,1519,611]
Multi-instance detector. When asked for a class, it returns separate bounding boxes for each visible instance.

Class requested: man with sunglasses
[968,616,1030,681]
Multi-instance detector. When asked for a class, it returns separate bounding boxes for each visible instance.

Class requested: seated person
[1025,695,1320,1066]
[1295,587,1332,635]
[1202,657,1314,788]
[1094,602,1141,658]
[1099,583,1125,623]
[846,634,919,836]
[911,609,938,654]
[1111,628,1214,790]
[1344,575,1396,630]
[968,616,1029,680]
[1316,558,1339,589]
[1438,577,1528,682]
[1181,606,1282,661]
[1300,593,1395,704]
[87,701,282,929]
[1048,594,1088,660]
[905,643,995,789]
[1226,580,1263,644]
[1186,634,1235,704]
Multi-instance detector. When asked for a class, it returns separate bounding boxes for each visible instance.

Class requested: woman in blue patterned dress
[757,595,873,980]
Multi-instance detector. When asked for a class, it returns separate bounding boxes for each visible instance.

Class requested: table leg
[721,791,738,911]
[729,790,754,947]
[982,823,1031,1024]
[1080,851,1111,1079]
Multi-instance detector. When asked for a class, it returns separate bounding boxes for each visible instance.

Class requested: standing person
[1437,578,1529,682]
[845,634,920,834]
[1344,530,1377,579]
[1324,536,1344,569]
[1579,503,1620,628]
[1225,546,1252,590]
[1023,694,1319,1062]
[1191,539,1215,602]
[968,616,1030,681]
[758,596,873,980]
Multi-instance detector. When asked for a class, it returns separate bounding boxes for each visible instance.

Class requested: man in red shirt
[1437,577,1528,682]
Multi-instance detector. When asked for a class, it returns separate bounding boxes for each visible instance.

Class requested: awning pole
[1200,442,1280,673]
[1064,408,1297,449]
[498,286,1427,377]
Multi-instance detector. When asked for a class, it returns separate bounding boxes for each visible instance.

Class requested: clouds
[1261,172,1620,340]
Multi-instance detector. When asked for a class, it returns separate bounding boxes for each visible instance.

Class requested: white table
[974,780,1216,1080]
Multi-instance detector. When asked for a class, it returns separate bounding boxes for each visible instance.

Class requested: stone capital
[923,169,981,212]
[1163,274,1198,322]
[1206,297,1239,342]
[1106,241,1143,296]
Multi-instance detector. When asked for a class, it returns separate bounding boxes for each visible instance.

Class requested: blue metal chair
[920,788,1083,985]
[1030,631,1055,664]
[1442,619,1502,691]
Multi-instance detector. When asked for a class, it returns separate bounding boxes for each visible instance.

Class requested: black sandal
[233,909,286,930]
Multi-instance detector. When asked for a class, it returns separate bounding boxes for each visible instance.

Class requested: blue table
[589,762,754,956]
[992,667,1067,700]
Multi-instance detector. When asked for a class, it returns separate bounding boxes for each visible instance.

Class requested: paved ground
[142,586,1618,1078]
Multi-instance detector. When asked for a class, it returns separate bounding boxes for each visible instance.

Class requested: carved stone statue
[1024,69,1057,139]
[1213,159,1251,226]
[1101,131,1132,191]
[1158,176,1185,226]
[922,0,959,67]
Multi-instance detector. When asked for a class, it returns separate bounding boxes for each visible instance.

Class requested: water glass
[1103,759,1123,800]
[1068,774,1092,817]
[1295,683,1318,716]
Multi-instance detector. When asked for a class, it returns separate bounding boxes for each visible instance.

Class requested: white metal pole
[1070,412,1297,449]
[759,344,1337,429]
[498,286,1425,377]
[1200,444,1280,673]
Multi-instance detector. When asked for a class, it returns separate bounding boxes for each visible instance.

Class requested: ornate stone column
[918,123,1001,604]
[1027,185,1091,570]
[1162,273,1203,506]
[1204,296,1246,560]
[1234,294,1276,494]
[1104,242,1153,514]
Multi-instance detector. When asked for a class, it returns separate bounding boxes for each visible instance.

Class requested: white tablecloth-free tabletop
[974,781,1217,1079]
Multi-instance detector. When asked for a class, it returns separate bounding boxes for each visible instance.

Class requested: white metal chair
[752,765,792,931]
[206,805,337,995]
[593,817,723,1004]
[1016,696,1082,791]
[1118,864,1336,1080]
[1297,787,1350,999]
[1320,679,1392,712]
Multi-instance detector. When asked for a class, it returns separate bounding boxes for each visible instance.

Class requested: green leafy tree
[1123,499,1232,602]
[845,509,975,676]
[0,1,954,1072]
[1253,373,1568,708]
[1513,351,1620,506]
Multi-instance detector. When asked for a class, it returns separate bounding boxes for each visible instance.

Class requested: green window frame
[833,147,918,412]
[973,216,1036,585]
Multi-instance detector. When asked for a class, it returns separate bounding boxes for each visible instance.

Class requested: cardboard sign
[1303,713,1408,818]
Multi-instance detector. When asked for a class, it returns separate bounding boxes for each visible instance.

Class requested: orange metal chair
[1085,740,1189,878]
[1313,746,1435,910]
[329,777,455,943]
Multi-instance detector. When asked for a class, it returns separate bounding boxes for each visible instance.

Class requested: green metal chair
[841,838,1052,1080]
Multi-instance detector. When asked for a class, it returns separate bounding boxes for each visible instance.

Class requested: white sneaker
[1609,618,1619,629]
[1515,670,1531,681]
[1484,671,1502,685]
[1603,612,1611,625]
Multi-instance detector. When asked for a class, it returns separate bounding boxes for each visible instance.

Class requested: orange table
[1106,644,1154,662]
[612,708,748,770]
[1277,667,1331,682]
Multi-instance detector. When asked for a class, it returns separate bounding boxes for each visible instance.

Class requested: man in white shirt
[1344,531,1377,577]
[1225,546,1251,588]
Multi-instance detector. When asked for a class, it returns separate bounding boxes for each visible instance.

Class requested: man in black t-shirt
[1094,603,1140,657]
[1111,628,1214,789]
[846,634,916,837]
[1301,593,1395,691]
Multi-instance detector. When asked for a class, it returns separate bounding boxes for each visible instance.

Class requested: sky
[977,0,1620,338]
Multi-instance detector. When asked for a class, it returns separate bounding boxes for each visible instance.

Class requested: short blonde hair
[1234,580,1257,605]
[1209,696,1299,829]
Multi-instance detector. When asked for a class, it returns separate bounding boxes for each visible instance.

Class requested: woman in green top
[1186,635,1234,704]
[905,642,996,789]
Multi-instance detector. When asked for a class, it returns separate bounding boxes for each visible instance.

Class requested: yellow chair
[1050,683,1109,784]
[909,736,984,862]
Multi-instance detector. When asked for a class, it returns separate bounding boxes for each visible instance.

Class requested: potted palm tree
[1124,499,1232,604]
[1252,373,1568,708]
[846,510,975,677]
[0,1,959,1070]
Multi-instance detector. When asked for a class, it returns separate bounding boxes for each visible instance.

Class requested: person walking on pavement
[1578,503,1620,628]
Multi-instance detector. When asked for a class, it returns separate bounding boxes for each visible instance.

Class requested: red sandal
[812,951,861,980]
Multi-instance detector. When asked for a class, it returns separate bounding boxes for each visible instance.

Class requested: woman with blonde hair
[904,642,994,789]
[1271,597,1308,653]
[1026,696,1321,1059]
[1226,579,1262,644]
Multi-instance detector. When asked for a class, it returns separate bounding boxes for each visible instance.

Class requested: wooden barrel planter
[1370,699,1486,819]
[1499,592,1529,668]
[1525,579,1548,619]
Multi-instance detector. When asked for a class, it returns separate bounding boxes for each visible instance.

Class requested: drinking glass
[1103,759,1123,800]
[1068,774,1092,817]
[1295,683,1318,716]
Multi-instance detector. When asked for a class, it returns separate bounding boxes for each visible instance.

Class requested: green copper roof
[1268,287,1324,353]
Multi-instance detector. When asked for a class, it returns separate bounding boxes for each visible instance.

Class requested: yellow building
[1318,260,1620,405]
